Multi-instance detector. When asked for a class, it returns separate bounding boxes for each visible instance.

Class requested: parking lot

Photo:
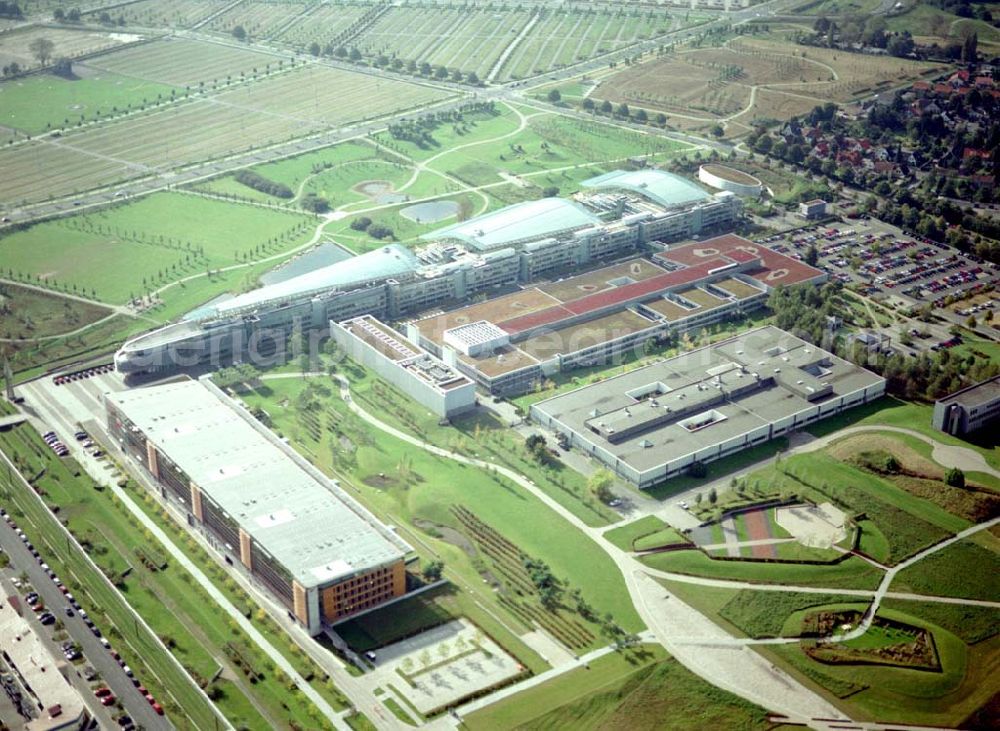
[759,219,998,335]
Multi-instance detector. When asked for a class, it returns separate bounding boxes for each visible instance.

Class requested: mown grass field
[604,515,672,552]
[0,192,315,304]
[464,644,773,731]
[891,535,1000,603]
[0,72,178,133]
[642,548,884,589]
[82,37,282,87]
[342,370,619,527]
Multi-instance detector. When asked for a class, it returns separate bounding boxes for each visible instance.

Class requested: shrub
[367,223,394,240]
[300,194,329,213]
[233,170,292,198]
[945,467,965,489]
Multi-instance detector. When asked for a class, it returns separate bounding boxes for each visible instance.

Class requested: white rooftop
[1,599,85,730]
[106,380,410,588]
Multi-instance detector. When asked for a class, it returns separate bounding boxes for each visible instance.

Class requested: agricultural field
[592,33,946,132]
[352,5,533,80]
[88,0,218,29]
[0,71,177,134]
[81,37,282,87]
[0,26,136,71]
[464,644,774,731]
[0,191,315,304]
[206,1,308,39]
[497,7,683,82]
[275,3,369,48]
[0,64,448,206]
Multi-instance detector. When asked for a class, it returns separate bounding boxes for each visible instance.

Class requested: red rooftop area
[656,234,825,288]
[499,257,737,335]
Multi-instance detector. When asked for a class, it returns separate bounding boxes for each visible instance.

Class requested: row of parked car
[2,492,161,727]
[43,430,103,459]
[52,364,113,387]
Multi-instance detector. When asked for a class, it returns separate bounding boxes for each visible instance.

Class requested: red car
[152,703,164,716]
[101,695,116,707]
[94,687,112,698]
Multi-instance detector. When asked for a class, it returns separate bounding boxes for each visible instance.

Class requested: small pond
[400,200,460,223]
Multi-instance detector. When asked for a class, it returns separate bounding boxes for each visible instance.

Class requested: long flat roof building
[105,379,412,634]
[531,326,886,488]
[409,235,826,396]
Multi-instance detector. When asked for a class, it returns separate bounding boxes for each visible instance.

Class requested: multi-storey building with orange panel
[105,378,411,635]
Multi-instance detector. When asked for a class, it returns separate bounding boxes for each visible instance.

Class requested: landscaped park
[1,1,998,729]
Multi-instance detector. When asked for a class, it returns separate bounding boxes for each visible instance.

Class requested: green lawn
[342,360,619,528]
[0,192,315,304]
[0,71,178,133]
[743,451,967,565]
[765,602,992,727]
[891,537,1000,603]
[633,527,688,552]
[372,107,522,163]
[238,374,643,646]
[641,549,884,590]
[718,590,866,638]
[879,598,1000,645]
[431,112,689,187]
[463,644,773,730]
[603,516,670,552]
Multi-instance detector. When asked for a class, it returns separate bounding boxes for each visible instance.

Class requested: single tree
[29,37,55,66]
[231,25,247,41]
[547,88,561,103]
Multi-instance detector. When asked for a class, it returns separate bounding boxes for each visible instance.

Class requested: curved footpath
[326,375,850,728]
[795,424,999,479]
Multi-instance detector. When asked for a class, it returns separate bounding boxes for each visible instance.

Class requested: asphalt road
[0,0,802,227]
[0,459,173,731]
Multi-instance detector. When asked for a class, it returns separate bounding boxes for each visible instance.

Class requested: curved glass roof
[422,198,601,251]
[582,169,711,209]
[185,244,418,321]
